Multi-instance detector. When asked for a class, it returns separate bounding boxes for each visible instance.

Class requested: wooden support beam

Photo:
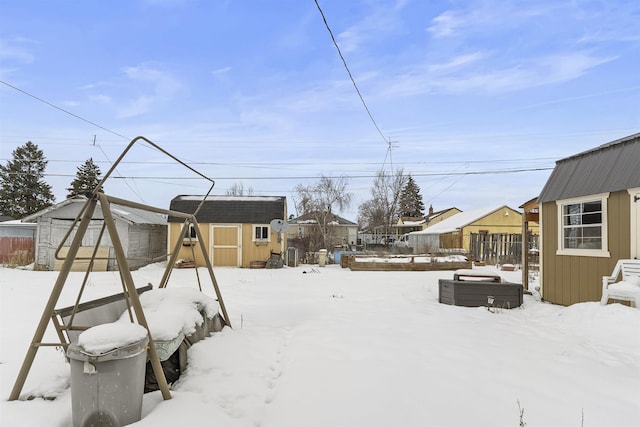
[98,194,172,400]
[9,198,98,401]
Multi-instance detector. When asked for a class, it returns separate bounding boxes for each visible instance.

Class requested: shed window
[184,223,198,244]
[556,193,610,257]
[253,225,270,242]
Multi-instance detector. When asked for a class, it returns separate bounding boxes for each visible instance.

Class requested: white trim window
[183,223,199,245]
[556,193,610,257]
[253,224,270,242]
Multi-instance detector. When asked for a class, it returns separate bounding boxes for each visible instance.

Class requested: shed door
[631,189,640,259]
[211,224,242,267]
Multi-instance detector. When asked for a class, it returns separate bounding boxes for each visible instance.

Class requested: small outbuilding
[23,196,167,271]
[407,205,523,257]
[168,195,287,268]
[537,133,640,305]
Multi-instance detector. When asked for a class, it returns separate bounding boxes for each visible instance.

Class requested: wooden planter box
[349,261,472,272]
[438,279,523,308]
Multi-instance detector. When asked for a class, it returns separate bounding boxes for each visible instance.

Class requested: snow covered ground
[1,263,639,426]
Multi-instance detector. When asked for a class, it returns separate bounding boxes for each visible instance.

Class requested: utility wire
[0,79,130,141]
[314,0,388,145]
[13,166,552,180]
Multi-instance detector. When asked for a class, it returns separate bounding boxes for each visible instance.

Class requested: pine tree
[0,141,55,219]
[398,175,425,218]
[67,158,103,198]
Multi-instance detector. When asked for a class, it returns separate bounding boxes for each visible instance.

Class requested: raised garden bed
[438,279,523,308]
[350,261,471,272]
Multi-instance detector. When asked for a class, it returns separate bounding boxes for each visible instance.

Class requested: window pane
[561,200,603,250]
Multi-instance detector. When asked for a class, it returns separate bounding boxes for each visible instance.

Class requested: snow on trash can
[67,322,149,427]
[318,249,328,267]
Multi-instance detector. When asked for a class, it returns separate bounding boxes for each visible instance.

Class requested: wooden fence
[0,236,35,265]
[469,232,538,265]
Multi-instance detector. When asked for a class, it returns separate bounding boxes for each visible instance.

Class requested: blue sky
[1,0,639,220]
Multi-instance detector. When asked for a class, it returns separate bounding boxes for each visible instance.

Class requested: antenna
[385,137,399,172]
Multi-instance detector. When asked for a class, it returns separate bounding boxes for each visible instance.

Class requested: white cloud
[0,38,35,64]
[212,66,231,75]
[427,52,488,73]
[117,64,183,118]
[382,50,616,96]
[427,10,463,38]
[336,1,408,53]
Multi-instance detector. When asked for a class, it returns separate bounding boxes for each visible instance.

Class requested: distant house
[22,196,167,271]
[395,216,426,236]
[394,206,461,238]
[537,133,640,306]
[407,205,523,254]
[287,212,358,251]
[423,205,462,228]
[168,195,287,268]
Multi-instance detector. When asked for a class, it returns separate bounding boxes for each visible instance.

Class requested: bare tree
[225,181,254,196]
[358,169,406,243]
[293,175,352,250]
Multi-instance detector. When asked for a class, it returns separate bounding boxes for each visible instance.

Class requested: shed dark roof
[538,133,640,203]
[168,195,286,224]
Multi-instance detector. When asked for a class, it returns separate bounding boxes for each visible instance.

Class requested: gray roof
[21,196,167,225]
[168,195,286,224]
[288,212,357,226]
[538,132,640,203]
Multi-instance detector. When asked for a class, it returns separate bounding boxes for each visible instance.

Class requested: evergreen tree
[0,141,55,218]
[398,175,425,217]
[67,158,103,198]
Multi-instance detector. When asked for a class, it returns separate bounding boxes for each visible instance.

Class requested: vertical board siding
[542,190,631,305]
[0,237,34,264]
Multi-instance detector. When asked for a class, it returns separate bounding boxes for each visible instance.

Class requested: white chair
[601,259,640,308]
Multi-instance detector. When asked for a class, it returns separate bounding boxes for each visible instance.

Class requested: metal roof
[21,197,167,225]
[168,195,286,224]
[288,212,357,226]
[538,133,640,203]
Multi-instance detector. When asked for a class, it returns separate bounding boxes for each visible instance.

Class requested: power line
[14,166,552,181]
[0,80,130,141]
[0,157,558,166]
[314,0,388,145]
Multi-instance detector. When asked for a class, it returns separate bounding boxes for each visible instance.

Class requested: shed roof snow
[410,205,509,235]
[21,197,167,225]
[288,212,357,226]
[538,132,640,203]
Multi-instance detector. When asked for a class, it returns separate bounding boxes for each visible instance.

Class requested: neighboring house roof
[411,205,511,235]
[168,195,286,224]
[426,207,460,222]
[0,215,15,222]
[288,212,357,226]
[398,217,426,227]
[538,132,640,203]
[22,196,167,225]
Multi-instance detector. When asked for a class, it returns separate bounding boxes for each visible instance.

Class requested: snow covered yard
[1,264,639,426]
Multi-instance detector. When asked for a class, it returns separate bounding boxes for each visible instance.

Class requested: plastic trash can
[67,326,149,427]
[286,247,298,267]
[318,249,328,267]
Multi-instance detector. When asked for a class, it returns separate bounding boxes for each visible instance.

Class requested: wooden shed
[22,196,167,271]
[408,205,523,258]
[168,195,287,268]
[537,133,640,305]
